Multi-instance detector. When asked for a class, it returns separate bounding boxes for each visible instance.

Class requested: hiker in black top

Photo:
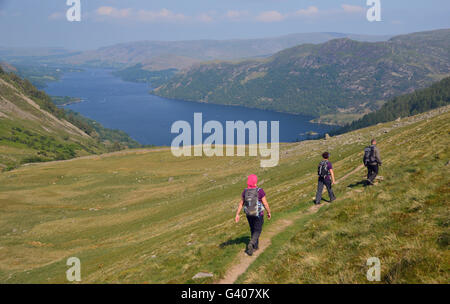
[235,174,271,256]
[314,152,336,205]
[365,139,382,185]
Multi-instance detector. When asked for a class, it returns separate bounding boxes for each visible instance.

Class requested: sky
[0,0,449,50]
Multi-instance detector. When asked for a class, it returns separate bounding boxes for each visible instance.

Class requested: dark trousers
[315,178,336,204]
[246,215,264,249]
[367,164,379,183]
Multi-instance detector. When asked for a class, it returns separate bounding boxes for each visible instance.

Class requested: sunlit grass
[0,108,448,283]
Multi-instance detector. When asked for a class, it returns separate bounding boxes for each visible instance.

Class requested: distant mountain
[153,29,450,122]
[335,76,450,134]
[60,32,391,70]
[0,47,73,58]
[0,67,140,170]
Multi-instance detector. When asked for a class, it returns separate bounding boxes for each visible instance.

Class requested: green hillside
[0,68,141,170]
[0,105,448,283]
[112,64,177,87]
[153,29,450,123]
[336,76,450,134]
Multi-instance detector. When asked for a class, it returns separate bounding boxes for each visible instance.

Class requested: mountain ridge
[152,29,450,122]
[0,32,391,71]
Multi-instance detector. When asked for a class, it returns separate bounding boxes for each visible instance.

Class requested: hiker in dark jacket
[314,152,336,205]
[235,174,271,256]
[365,139,382,185]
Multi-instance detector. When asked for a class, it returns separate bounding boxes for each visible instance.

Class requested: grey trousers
[315,178,336,204]
[246,215,264,249]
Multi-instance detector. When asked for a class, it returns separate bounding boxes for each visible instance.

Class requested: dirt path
[337,164,365,183]
[217,164,365,284]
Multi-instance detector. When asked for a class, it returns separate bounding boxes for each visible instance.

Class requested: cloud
[48,12,64,20]
[225,10,249,20]
[197,13,213,23]
[294,6,319,17]
[137,8,187,23]
[341,4,365,13]
[89,4,363,25]
[256,10,284,23]
[95,7,190,23]
[97,6,131,18]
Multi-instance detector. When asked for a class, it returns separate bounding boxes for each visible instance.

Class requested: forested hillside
[336,77,450,134]
[153,29,450,123]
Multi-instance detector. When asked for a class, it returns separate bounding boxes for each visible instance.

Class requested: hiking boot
[246,243,254,256]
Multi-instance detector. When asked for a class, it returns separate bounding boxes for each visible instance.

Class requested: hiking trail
[217,164,365,284]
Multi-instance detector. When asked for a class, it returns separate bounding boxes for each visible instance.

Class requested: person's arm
[261,196,271,220]
[235,199,244,223]
[330,169,336,184]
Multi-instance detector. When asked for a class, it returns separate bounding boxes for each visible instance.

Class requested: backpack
[363,146,376,166]
[318,160,330,179]
[244,188,263,217]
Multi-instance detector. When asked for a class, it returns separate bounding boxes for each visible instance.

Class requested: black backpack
[244,188,262,217]
[318,160,330,179]
[363,146,375,166]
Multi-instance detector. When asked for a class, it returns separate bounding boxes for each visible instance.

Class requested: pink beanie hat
[247,174,258,188]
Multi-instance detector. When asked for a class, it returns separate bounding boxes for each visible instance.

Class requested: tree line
[334,77,450,135]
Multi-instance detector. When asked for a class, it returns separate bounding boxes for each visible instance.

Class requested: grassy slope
[239,108,450,283]
[0,71,142,170]
[0,75,106,170]
[0,106,448,283]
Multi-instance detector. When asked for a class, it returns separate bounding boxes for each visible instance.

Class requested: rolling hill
[0,33,390,72]
[153,29,450,123]
[0,105,448,283]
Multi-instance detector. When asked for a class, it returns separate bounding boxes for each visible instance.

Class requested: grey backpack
[363,146,376,166]
[244,188,262,217]
[318,160,330,179]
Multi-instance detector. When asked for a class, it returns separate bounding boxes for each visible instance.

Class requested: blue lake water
[44,68,332,146]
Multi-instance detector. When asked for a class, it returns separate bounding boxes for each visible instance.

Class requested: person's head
[247,174,258,188]
[371,139,377,145]
[322,152,329,160]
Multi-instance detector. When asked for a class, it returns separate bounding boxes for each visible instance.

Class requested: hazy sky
[0,0,449,50]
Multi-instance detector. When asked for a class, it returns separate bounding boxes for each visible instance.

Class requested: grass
[0,107,448,283]
[238,109,450,284]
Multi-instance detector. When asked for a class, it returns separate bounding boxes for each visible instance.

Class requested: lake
[44,68,332,146]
